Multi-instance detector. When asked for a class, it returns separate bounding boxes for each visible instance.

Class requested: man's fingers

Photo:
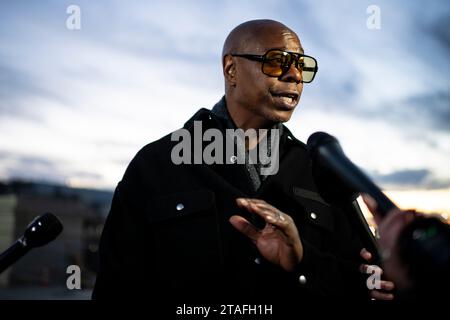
[361,194,383,225]
[370,290,394,300]
[361,194,377,213]
[237,198,288,223]
[360,248,372,262]
[380,280,395,291]
[361,194,405,227]
[360,263,383,275]
[359,264,368,273]
[235,198,300,241]
[237,198,279,214]
[229,215,260,242]
[258,207,287,224]
[238,198,267,206]
[250,204,290,231]
[361,193,398,225]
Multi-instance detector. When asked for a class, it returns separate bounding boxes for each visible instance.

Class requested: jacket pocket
[291,186,334,233]
[145,189,215,223]
[144,189,222,291]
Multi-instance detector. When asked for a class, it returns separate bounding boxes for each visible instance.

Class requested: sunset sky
[0,0,449,218]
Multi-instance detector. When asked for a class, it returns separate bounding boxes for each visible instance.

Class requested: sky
[0,0,449,216]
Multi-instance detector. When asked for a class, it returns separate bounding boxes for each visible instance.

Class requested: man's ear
[223,55,237,87]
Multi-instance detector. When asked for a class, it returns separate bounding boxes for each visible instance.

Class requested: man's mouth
[270,91,299,108]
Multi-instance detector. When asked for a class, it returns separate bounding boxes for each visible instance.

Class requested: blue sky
[0,0,449,214]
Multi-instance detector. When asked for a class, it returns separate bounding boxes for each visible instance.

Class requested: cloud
[0,152,69,184]
[404,91,450,131]
[338,90,450,134]
[0,0,449,190]
[0,65,69,122]
[372,168,450,190]
[0,151,106,187]
[294,0,450,135]
[419,10,450,54]
[433,16,450,52]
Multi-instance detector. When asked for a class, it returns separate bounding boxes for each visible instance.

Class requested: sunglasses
[231,49,318,83]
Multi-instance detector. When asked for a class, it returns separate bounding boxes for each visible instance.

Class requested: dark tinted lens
[262,50,317,82]
[262,50,288,76]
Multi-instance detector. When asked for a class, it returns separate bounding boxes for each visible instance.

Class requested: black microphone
[306,132,398,264]
[307,132,450,297]
[307,132,398,216]
[0,212,63,274]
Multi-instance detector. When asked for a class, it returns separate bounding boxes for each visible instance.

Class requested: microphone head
[306,131,359,205]
[23,213,63,248]
[306,131,341,161]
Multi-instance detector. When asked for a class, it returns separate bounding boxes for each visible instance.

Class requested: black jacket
[93,105,369,302]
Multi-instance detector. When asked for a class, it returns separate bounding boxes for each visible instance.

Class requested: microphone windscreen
[306,131,339,160]
[307,132,358,204]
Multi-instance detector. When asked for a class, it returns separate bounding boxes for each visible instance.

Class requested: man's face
[232,30,304,124]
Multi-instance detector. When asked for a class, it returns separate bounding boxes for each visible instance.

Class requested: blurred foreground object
[307,131,450,300]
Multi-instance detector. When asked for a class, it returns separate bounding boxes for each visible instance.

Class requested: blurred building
[0,181,112,295]
[0,193,16,288]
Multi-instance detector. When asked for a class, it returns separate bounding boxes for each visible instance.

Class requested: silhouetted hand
[362,194,418,290]
[359,248,395,300]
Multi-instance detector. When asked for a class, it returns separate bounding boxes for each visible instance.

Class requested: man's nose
[279,63,302,83]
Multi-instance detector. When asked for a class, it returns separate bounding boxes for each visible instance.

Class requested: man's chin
[268,108,295,123]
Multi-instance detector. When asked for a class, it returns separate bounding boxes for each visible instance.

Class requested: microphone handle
[0,238,30,274]
[319,146,398,217]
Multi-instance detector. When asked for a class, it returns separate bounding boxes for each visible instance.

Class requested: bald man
[93,20,393,303]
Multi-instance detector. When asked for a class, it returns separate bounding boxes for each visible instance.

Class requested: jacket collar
[183,97,307,195]
[183,97,305,149]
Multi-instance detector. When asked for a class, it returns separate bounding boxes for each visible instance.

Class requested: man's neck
[226,100,274,150]
[227,105,273,131]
